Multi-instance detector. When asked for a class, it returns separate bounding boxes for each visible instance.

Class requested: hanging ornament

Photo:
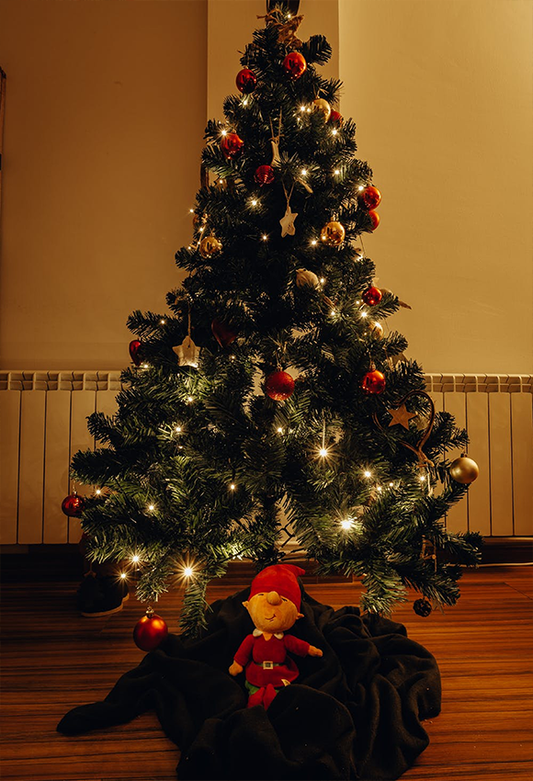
[211,318,238,348]
[312,98,331,122]
[61,493,84,518]
[320,221,345,247]
[220,132,244,159]
[368,321,384,339]
[262,7,304,47]
[295,268,320,289]
[413,598,432,618]
[254,164,275,185]
[280,181,297,237]
[360,185,382,210]
[283,51,307,79]
[133,607,169,651]
[329,109,343,125]
[129,339,142,366]
[449,454,479,485]
[265,370,295,401]
[361,368,386,395]
[172,336,200,368]
[199,235,222,258]
[361,286,383,306]
[235,68,257,94]
[372,390,435,467]
[368,210,380,230]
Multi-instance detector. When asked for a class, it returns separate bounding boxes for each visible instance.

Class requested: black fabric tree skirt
[57,588,441,780]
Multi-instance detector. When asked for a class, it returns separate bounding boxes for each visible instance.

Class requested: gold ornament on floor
[199,236,222,259]
[320,221,345,247]
[449,454,479,484]
[312,98,331,122]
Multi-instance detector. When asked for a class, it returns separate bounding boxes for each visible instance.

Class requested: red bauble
[254,164,275,185]
[220,133,244,159]
[236,68,257,94]
[61,493,84,518]
[211,318,238,348]
[133,608,168,652]
[329,109,343,125]
[265,371,295,401]
[368,210,380,231]
[283,52,307,79]
[361,369,386,395]
[129,339,142,366]
[360,185,382,210]
[362,286,383,306]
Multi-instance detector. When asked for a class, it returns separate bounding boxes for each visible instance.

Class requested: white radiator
[0,371,532,545]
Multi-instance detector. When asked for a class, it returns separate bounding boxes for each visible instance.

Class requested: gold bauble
[312,98,331,122]
[199,235,222,258]
[296,268,320,288]
[320,221,345,247]
[449,454,479,485]
[368,321,384,339]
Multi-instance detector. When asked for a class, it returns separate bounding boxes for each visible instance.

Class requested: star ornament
[387,403,418,430]
[280,205,298,237]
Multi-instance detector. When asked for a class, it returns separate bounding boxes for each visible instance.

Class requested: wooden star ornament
[387,403,418,430]
[280,205,298,237]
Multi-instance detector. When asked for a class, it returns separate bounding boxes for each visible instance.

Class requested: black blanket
[57,588,441,780]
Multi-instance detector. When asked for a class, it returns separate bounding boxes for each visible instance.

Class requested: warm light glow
[142,363,149,369]
[340,519,353,530]
[311,239,317,246]
[160,319,166,325]
[334,169,340,176]
[301,168,307,176]
[262,234,268,241]
[364,470,372,479]
[119,572,127,580]
[319,447,329,458]
[183,566,194,578]
[251,199,258,207]
[277,427,283,434]
[377,486,382,493]
[242,98,249,106]
[229,354,236,360]
[148,504,155,512]
[199,226,204,232]
[189,208,194,213]
[95,488,102,495]
[300,105,306,112]
[330,309,336,316]
[360,311,368,318]
[186,396,194,403]
[319,277,325,285]
[175,426,182,433]
[230,483,236,491]
[132,555,140,564]
[331,129,338,136]
[419,475,427,482]
[358,185,365,191]
[221,129,227,136]
[389,482,394,487]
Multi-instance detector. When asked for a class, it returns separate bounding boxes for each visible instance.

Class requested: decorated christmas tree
[66,4,481,636]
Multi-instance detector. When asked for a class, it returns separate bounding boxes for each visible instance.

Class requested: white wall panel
[0,391,21,543]
[466,393,491,537]
[68,391,95,542]
[443,392,468,534]
[488,393,513,536]
[18,391,46,543]
[43,391,71,543]
[511,393,533,536]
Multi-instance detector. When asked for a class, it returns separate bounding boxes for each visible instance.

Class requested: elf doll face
[243,590,304,634]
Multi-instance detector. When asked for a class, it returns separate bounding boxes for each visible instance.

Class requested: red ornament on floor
[133,607,168,652]
[361,369,386,395]
[220,133,244,159]
[129,339,142,366]
[362,286,383,306]
[211,318,238,348]
[283,52,306,79]
[329,109,343,125]
[368,210,380,231]
[360,185,381,210]
[254,164,275,185]
[61,493,84,518]
[265,371,295,401]
[236,68,257,94]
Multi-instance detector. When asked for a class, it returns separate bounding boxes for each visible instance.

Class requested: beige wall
[1,0,531,375]
[340,0,533,374]
[0,0,207,370]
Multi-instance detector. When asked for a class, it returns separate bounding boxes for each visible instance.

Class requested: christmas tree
[68,5,482,636]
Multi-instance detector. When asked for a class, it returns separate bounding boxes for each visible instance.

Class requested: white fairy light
[251,199,258,207]
[334,169,341,176]
[221,129,227,136]
[300,105,306,112]
[175,425,182,433]
[301,168,307,176]
[147,503,155,512]
[189,208,194,214]
[358,185,365,191]
[229,483,236,491]
[340,518,354,530]
[319,447,329,458]
[311,239,317,246]
[142,363,149,369]
[186,396,194,403]
[119,572,127,580]
[319,277,326,285]
[277,427,283,434]
[360,311,368,319]
[376,486,382,493]
[95,488,102,495]
[261,234,268,241]
[363,470,372,479]
[331,129,338,136]
[183,566,194,578]
[132,554,140,564]
[160,319,166,325]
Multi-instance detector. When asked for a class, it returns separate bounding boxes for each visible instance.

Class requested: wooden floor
[1,566,532,781]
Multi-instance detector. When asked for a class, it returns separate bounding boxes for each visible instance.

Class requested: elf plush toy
[228,564,323,709]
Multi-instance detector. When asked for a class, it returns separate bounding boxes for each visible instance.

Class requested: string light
[360,311,368,319]
[261,234,268,241]
[242,98,249,106]
[277,427,283,434]
[160,319,166,325]
[358,185,365,191]
[95,488,102,495]
[311,239,317,246]
[142,363,149,369]
[183,566,194,578]
[363,470,372,479]
[132,555,140,564]
[318,447,329,458]
[186,395,194,403]
[147,504,155,512]
[221,129,228,136]
[175,426,182,433]
[189,208,194,214]
[319,277,326,285]
[301,168,308,176]
[331,129,338,136]
[334,169,341,176]
[250,199,258,207]
[340,519,354,531]
[229,483,236,491]
[119,572,127,580]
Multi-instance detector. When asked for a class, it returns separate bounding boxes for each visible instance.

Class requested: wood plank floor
[1,566,532,781]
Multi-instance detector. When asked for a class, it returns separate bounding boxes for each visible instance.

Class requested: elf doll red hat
[248,563,305,610]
